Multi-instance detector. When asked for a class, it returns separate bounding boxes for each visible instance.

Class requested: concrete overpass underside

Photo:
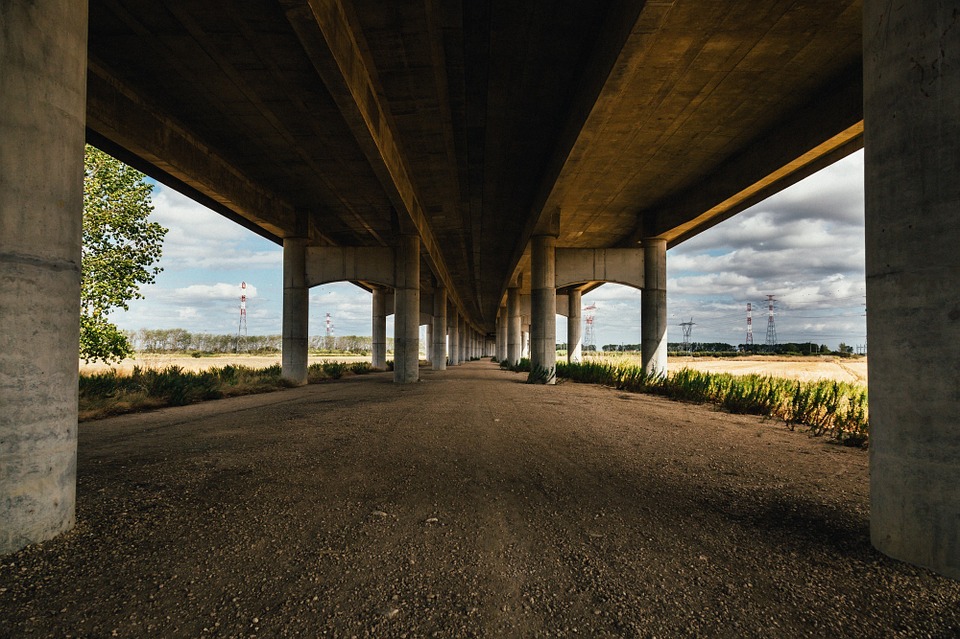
[1,1,959,580]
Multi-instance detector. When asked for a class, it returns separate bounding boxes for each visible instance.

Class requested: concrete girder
[281,0,466,322]
[85,62,296,243]
[305,246,395,289]
[555,248,644,291]
[635,67,864,246]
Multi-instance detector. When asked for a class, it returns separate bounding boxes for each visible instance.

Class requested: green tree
[81,146,167,362]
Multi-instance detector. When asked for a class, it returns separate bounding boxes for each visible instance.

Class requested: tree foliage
[82,146,167,362]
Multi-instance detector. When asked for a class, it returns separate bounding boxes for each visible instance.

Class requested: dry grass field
[82,353,867,386]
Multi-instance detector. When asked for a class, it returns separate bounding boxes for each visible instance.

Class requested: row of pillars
[1,1,959,580]
[492,236,667,384]
[280,235,489,385]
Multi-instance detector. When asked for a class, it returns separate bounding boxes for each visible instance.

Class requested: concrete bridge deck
[2,362,957,637]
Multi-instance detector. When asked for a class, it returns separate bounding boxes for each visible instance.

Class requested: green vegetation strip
[79,361,376,422]
[501,358,868,447]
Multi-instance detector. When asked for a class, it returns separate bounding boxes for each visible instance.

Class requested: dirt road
[3,361,955,637]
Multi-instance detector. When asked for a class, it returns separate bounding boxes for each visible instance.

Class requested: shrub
[350,361,373,375]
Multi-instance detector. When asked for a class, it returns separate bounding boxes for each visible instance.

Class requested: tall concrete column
[393,235,420,383]
[425,323,432,363]
[507,288,521,365]
[432,287,447,370]
[568,289,583,364]
[458,315,466,363]
[0,0,87,555]
[641,238,667,377]
[282,237,309,385]
[865,0,960,580]
[447,308,459,366]
[530,235,557,383]
[371,286,387,369]
[497,307,508,362]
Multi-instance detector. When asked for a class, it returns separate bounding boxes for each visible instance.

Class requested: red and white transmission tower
[745,302,753,346]
[325,312,335,350]
[583,303,597,352]
[236,281,248,353]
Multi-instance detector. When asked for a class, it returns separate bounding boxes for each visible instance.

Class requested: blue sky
[115,150,866,349]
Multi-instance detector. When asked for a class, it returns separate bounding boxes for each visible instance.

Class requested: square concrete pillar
[282,237,309,385]
[641,238,667,377]
[432,287,447,370]
[1,1,88,554]
[393,235,420,383]
[530,235,557,383]
[865,0,960,580]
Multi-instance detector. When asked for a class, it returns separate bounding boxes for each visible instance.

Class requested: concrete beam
[864,0,960,580]
[305,246,394,289]
[556,248,644,290]
[282,0,465,316]
[1,0,87,555]
[85,62,295,243]
[637,67,864,245]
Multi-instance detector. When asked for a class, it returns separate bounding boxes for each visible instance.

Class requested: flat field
[82,353,868,386]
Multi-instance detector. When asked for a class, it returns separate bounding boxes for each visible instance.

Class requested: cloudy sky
[115,150,866,350]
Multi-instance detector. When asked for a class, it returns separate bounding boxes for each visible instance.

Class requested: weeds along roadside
[499,358,869,447]
[78,360,377,422]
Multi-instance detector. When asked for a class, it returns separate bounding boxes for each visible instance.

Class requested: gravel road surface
[2,361,957,637]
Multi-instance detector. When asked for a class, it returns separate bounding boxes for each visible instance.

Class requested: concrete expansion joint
[0,251,80,273]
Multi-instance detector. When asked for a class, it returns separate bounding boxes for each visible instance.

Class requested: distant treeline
[125,329,389,354]
[602,342,857,356]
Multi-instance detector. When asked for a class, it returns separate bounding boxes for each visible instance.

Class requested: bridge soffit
[555,248,644,290]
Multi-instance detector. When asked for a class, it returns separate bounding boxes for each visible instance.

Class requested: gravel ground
[2,361,958,638]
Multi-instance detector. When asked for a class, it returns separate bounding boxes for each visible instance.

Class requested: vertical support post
[568,289,583,364]
[432,287,447,370]
[0,0,87,554]
[864,0,960,580]
[507,288,521,366]
[425,323,433,363]
[642,238,667,377]
[393,235,420,383]
[448,307,459,366]
[282,237,309,385]
[522,326,530,359]
[371,286,387,369]
[501,308,507,361]
[458,315,466,363]
[530,235,557,383]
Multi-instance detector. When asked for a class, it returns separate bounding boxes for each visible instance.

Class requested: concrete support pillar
[425,323,432,363]
[568,289,583,364]
[641,238,667,377]
[501,308,507,361]
[530,235,557,383]
[448,307,459,366]
[432,287,447,370]
[0,0,87,555]
[507,288,521,366]
[393,236,420,383]
[865,0,960,580]
[282,238,309,385]
[371,286,387,369]
[458,315,466,363]
[522,327,530,359]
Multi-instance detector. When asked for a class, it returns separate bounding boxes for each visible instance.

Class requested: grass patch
[547,360,869,447]
[80,361,381,421]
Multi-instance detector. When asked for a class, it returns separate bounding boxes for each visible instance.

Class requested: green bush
[350,361,373,375]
